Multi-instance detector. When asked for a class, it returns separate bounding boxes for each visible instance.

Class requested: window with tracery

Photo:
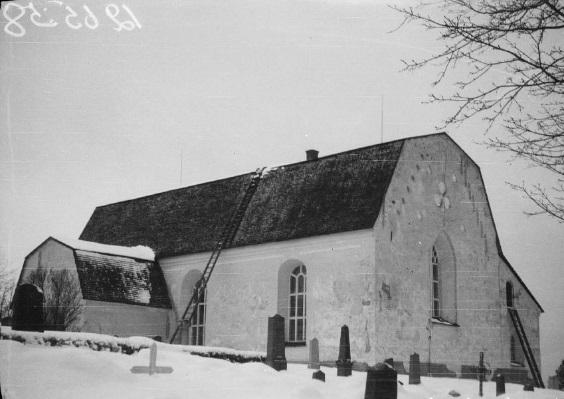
[432,246,440,318]
[288,265,306,343]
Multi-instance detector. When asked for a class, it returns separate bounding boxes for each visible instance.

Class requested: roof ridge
[92,132,447,210]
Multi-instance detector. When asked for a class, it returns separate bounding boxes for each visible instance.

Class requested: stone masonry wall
[372,134,541,373]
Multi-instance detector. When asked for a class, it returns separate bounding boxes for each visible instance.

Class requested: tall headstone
[478,352,485,397]
[336,325,352,376]
[12,284,44,332]
[494,373,505,396]
[365,363,398,399]
[308,338,320,369]
[409,353,421,384]
[266,314,287,371]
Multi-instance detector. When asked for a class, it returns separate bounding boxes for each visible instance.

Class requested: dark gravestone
[266,314,287,371]
[308,338,320,369]
[312,370,325,382]
[494,374,505,396]
[12,284,44,332]
[523,384,534,392]
[365,363,398,399]
[336,325,352,377]
[409,353,421,384]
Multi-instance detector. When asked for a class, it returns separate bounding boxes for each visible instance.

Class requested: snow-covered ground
[1,338,563,399]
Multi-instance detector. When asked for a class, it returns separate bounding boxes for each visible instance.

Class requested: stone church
[18,133,542,382]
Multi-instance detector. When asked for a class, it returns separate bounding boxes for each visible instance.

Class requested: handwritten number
[105,4,139,31]
[64,5,82,30]
[83,5,98,30]
[121,4,141,29]
[28,2,58,28]
[3,2,141,36]
[3,3,27,37]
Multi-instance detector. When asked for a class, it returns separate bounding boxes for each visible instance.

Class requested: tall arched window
[430,233,457,323]
[288,265,306,343]
[431,246,440,318]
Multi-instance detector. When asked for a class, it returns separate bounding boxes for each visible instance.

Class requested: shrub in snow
[1,327,266,363]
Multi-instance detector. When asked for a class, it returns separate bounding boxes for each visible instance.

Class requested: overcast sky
[1,0,562,381]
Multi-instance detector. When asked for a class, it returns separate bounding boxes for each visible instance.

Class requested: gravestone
[312,370,325,382]
[409,353,421,384]
[364,363,398,399]
[308,338,320,369]
[266,314,287,371]
[336,325,352,376]
[130,343,173,375]
[523,384,535,392]
[494,373,505,396]
[12,284,44,332]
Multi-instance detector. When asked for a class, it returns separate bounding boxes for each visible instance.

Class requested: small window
[506,281,514,308]
[288,265,306,343]
[510,335,517,362]
[431,246,440,318]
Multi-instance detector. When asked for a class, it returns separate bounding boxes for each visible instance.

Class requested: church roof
[73,250,171,308]
[79,138,405,257]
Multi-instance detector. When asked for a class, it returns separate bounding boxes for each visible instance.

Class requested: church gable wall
[372,134,539,374]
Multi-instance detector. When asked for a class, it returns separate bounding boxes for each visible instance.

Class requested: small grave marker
[336,325,352,377]
[523,384,535,392]
[308,338,320,370]
[130,343,173,375]
[312,370,325,382]
[494,373,505,396]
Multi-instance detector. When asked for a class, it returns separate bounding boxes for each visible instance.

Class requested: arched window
[430,233,457,323]
[277,260,307,344]
[288,265,306,343]
[180,270,206,346]
[431,246,440,318]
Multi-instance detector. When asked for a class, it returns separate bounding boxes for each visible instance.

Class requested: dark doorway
[12,284,44,332]
[506,281,514,308]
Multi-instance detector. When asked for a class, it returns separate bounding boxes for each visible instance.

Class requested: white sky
[1,0,562,381]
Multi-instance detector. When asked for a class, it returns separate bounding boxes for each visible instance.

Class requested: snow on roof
[53,237,155,261]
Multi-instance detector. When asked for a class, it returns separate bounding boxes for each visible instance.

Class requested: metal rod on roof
[381,94,384,144]
[180,148,183,186]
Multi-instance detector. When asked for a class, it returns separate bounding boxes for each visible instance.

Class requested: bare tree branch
[392,0,564,221]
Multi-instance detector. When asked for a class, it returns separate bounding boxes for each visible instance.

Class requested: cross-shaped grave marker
[130,342,173,375]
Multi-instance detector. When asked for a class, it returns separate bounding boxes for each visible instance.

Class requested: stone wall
[372,134,541,374]
[82,299,171,339]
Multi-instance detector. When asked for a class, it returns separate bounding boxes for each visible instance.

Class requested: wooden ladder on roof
[169,168,264,344]
[508,307,544,388]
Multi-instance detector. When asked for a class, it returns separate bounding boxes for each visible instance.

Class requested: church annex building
[17,133,543,383]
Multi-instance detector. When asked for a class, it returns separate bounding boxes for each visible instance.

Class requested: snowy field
[1,338,563,399]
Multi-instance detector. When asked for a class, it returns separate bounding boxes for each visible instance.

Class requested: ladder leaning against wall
[169,168,265,344]
[508,307,544,388]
